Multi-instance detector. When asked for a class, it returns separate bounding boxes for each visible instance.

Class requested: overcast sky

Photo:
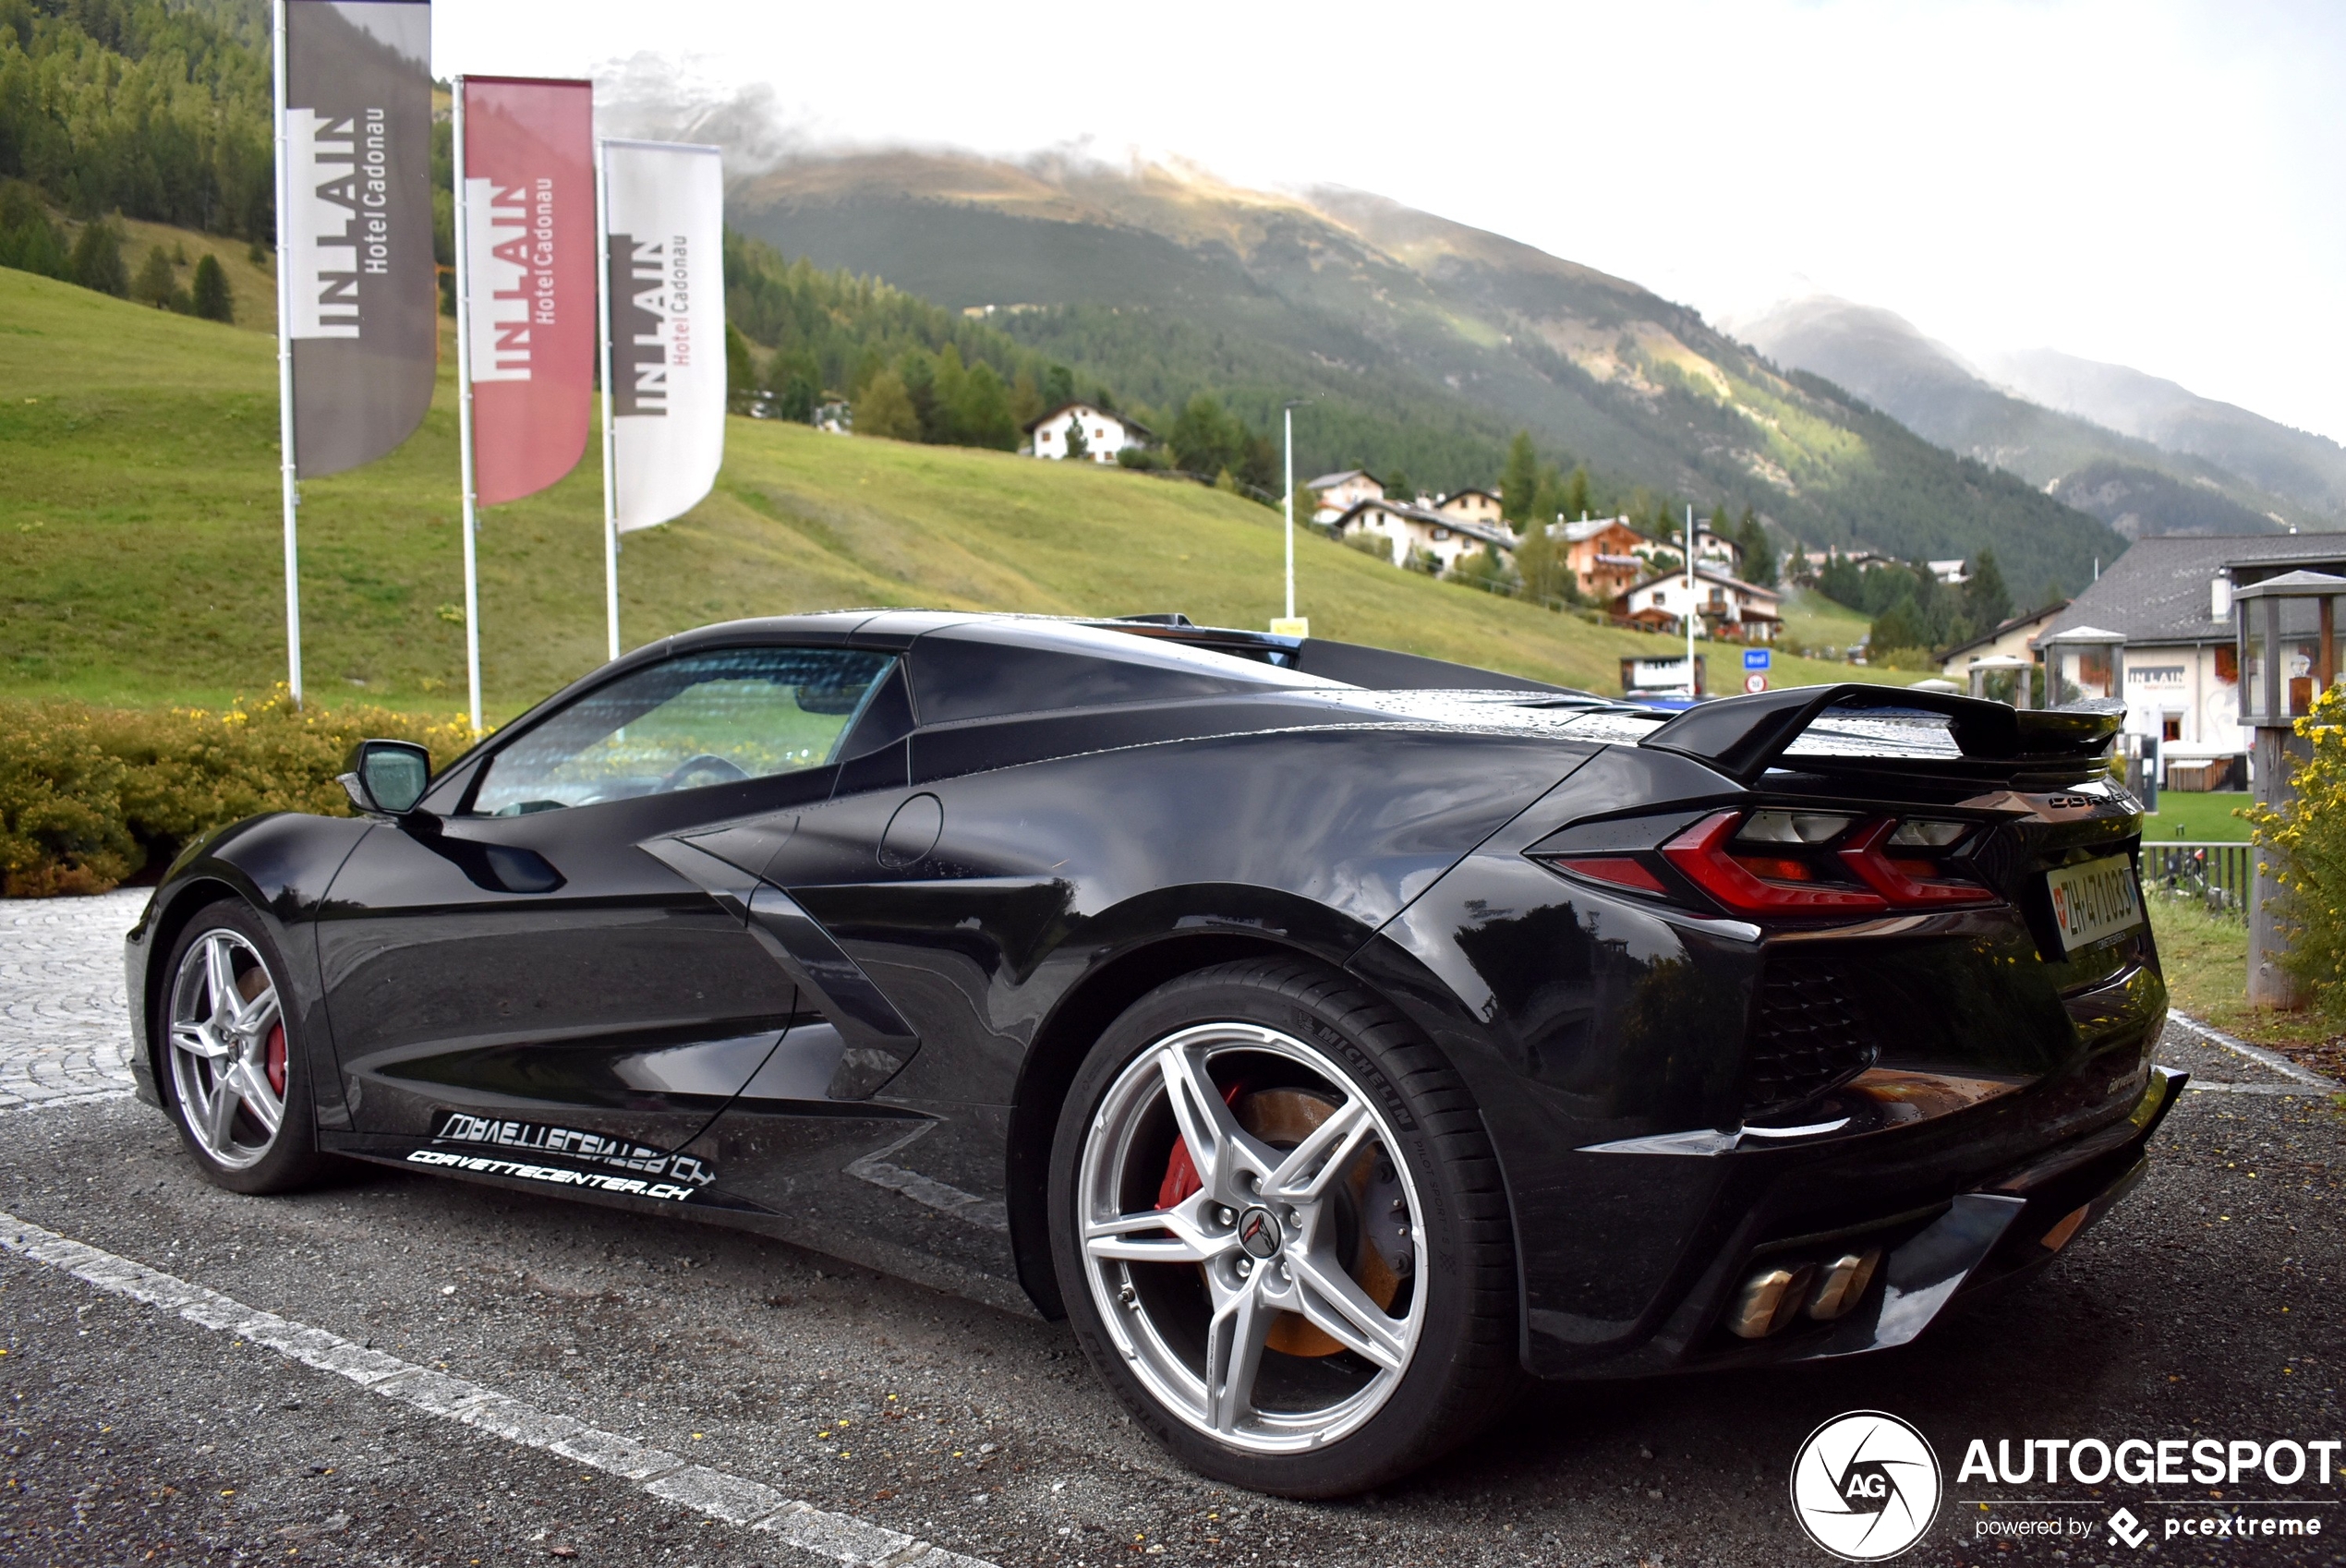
[438,0,2346,444]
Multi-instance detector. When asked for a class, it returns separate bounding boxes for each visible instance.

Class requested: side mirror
[340,739,432,817]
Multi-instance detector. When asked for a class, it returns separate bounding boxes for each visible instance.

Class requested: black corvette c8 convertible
[126,610,2178,1496]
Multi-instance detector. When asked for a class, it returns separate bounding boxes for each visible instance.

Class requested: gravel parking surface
[2,898,2342,1565]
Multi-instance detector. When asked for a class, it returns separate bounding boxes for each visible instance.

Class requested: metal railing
[2142,840,2255,918]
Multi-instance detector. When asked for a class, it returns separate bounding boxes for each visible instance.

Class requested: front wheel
[161,902,328,1194]
[1048,959,1521,1497]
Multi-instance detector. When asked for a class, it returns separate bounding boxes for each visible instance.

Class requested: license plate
[2045,853,2144,952]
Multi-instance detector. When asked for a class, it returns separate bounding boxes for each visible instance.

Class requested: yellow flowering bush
[0,689,473,898]
[2244,683,2346,1018]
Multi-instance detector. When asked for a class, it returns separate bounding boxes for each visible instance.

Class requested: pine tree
[1501,431,1539,524]
[955,362,1019,451]
[1964,548,2013,629]
[190,253,232,321]
[70,220,127,297]
[1513,518,1576,609]
[1564,464,1591,522]
[1062,416,1090,462]
[1735,506,1777,587]
[1171,394,1236,476]
[0,182,72,281]
[1381,468,1412,505]
[1044,364,1076,408]
[1530,464,1568,533]
[725,324,759,415]
[1010,367,1045,431]
[853,369,921,440]
[930,345,968,444]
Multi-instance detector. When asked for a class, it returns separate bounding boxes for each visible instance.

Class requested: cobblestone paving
[0,891,147,1110]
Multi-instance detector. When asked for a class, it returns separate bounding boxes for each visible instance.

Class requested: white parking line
[0,1209,998,1568]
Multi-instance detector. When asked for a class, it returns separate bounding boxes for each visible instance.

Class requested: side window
[470,647,896,815]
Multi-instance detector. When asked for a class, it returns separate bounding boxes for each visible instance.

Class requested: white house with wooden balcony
[1612,565,1782,642]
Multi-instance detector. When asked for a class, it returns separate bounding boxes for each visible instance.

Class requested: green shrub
[0,691,474,898]
[2248,685,2346,1019]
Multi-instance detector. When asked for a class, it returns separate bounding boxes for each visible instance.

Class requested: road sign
[1744,647,1772,670]
[1745,672,1769,694]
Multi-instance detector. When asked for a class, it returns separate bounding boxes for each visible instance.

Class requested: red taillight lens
[1549,856,1672,896]
[1663,812,1889,914]
[1836,817,1995,906]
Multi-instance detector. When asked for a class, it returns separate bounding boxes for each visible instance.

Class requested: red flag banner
[459,77,596,506]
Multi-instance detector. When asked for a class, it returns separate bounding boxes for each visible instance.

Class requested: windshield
[470,647,896,815]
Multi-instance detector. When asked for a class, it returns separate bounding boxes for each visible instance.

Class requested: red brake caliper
[1156,1081,1243,1209]
[265,1023,287,1097]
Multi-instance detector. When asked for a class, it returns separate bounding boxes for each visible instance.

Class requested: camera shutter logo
[1790,1411,1942,1561]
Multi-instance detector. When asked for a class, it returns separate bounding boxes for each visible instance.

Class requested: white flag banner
[600,139,725,532]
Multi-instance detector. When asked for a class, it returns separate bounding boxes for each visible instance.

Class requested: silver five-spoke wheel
[167,927,287,1170]
[1075,1021,1426,1454]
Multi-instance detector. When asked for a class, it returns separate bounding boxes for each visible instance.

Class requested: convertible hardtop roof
[654,609,1591,701]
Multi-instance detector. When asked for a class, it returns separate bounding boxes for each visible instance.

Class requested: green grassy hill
[0,265,1905,718]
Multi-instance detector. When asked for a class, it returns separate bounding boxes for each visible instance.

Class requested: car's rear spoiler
[1639,683,2124,785]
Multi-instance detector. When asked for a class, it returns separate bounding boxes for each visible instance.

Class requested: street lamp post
[2230,568,2346,1009]
[1685,504,1698,696]
[1285,404,1295,623]
[1273,400,1308,637]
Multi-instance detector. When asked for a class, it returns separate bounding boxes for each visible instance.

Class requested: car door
[316,645,901,1163]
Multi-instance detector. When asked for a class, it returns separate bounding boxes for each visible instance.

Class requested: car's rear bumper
[1523,1063,2184,1379]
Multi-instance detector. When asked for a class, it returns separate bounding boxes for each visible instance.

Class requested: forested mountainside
[729,149,2125,593]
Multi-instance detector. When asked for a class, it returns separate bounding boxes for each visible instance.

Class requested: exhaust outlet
[1726,1262,1817,1339]
[1806,1248,1882,1321]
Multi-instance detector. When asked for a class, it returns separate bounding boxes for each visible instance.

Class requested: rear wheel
[1049,959,1520,1497]
[161,903,327,1194]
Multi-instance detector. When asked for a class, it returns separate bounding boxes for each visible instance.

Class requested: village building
[1434,488,1506,531]
[1551,515,1648,603]
[1304,469,1386,524]
[1935,600,2070,684]
[2035,534,2346,790]
[1692,520,1744,575]
[1788,543,1893,586]
[1328,498,1516,576]
[1612,565,1783,643]
[1025,402,1153,464]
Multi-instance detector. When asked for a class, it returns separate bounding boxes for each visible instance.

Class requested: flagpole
[271,0,302,706]
[450,79,484,735]
[594,139,620,664]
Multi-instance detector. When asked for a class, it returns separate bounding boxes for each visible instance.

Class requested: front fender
[128,812,375,1120]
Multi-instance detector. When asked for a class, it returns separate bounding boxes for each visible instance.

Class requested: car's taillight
[1835,817,1996,907]
[1530,808,1996,921]
[1547,856,1672,896]
[1662,811,1889,913]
